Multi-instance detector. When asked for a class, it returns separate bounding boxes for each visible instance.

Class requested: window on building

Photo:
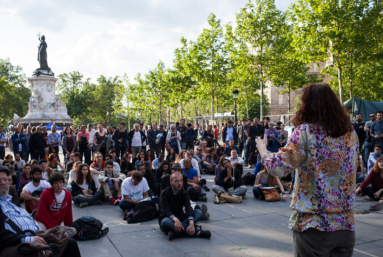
[278,94,284,105]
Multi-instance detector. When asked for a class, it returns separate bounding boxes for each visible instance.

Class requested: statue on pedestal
[33,34,54,76]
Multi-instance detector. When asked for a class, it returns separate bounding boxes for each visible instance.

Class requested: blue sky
[0,0,296,82]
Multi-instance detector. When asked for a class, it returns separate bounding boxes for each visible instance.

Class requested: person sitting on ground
[212,158,247,197]
[223,140,240,156]
[356,157,383,201]
[252,168,286,201]
[201,140,210,154]
[214,154,228,183]
[47,153,64,172]
[157,160,171,186]
[136,162,158,197]
[35,172,76,238]
[20,167,51,214]
[166,146,177,167]
[29,159,39,168]
[109,149,120,165]
[152,153,165,170]
[90,151,104,188]
[6,166,21,207]
[119,170,156,218]
[147,149,154,163]
[105,154,121,171]
[216,147,223,157]
[134,150,151,167]
[356,153,365,184]
[368,145,383,174]
[161,163,189,191]
[71,163,103,208]
[65,161,81,192]
[0,165,82,257]
[180,152,200,176]
[38,159,54,181]
[159,172,211,241]
[189,148,203,171]
[228,149,244,176]
[19,163,32,191]
[4,164,17,189]
[99,160,126,205]
[120,153,135,176]
[175,150,187,164]
[65,152,81,180]
[202,147,220,174]
[183,158,207,202]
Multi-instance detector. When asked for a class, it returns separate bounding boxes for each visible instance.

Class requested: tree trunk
[338,65,344,105]
[349,59,353,99]
[211,90,215,126]
[159,99,162,125]
[195,108,198,125]
[180,102,183,120]
[167,107,170,128]
[246,90,249,119]
[260,62,264,120]
[288,83,291,113]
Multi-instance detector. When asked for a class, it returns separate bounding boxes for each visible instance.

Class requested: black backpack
[127,201,158,224]
[72,216,109,241]
[242,172,256,185]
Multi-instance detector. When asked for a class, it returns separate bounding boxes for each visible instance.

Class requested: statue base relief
[13,75,73,124]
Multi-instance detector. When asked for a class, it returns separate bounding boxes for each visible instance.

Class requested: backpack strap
[0,206,37,236]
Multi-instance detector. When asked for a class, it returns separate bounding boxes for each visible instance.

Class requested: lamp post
[232,90,239,127]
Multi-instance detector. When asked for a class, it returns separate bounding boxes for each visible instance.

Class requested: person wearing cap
[265,122,279,153]
[38,159,54,181]
[0,165,82,256]
[161,163,189,191]
[222,120,238,147]
[20,167,51,214]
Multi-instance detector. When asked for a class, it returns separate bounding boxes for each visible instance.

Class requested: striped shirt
[1,195,39,242]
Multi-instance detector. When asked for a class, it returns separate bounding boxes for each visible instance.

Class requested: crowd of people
[1,83,383,256]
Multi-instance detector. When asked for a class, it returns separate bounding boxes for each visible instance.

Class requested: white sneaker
[365,196,373,201]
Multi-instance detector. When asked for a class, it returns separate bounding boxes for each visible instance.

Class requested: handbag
[91,137,106,152]
[169,133,178,148]
[262,188,281,202]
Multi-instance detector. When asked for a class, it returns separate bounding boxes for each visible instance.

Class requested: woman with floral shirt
[256,83,358,257]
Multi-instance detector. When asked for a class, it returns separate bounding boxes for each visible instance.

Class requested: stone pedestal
[13,75,72,124]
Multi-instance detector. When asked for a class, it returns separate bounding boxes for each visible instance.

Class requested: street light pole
[232,90,239,127]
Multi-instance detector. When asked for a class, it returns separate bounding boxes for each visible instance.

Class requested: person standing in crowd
[203,125,214,148]
[93,123,109,159]
[263,117,270,130]
[277,124,288,149]
[0,125,7,160]
[11,126,26,161]
[87,123,96,153]
[222,120,238,146]
[14,152,26,177]
[98,160,125,205]
[62,126,76,166]
[139,123,148,150]
[128,123,146,158]
[106,126,114,150]
[47,125,61,162]
[77,125,90,164]
[24,125,32,162]
[213,125,219,147]
[368,145,383,174]
[113,122,129,160]
[364,112,376,168]
[71,163,102,208]
[177,119,187,150]
[265,122,279,153]
[353,113,366,154]
[42,127,49,161]
[35,172,76,237]
[356,157,383,201]
[159,172,211,241]
[167,124,181,154]
[213,158,247,197]
[29,126,46,161]
[370,110,383,149]
[256,83,358,256]
[148,122,162,158]
[237,119,248,165]
[185,123,196,151]
[159,124,167,154]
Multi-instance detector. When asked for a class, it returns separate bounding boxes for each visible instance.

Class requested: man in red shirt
[35,172,76,237]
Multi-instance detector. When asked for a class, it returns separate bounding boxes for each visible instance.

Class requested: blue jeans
[364,141,372,168]
[65,185,72,192]
[180,142,187,150]
[253,186,263,199]
[362,187,383,201]
[243,141,249,164]
[160,209,203,236]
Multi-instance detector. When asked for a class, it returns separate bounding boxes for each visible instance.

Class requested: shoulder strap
[0,207,23,234]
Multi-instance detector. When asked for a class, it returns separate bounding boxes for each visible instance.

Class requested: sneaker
[201,204,210,220]
[110,198,117,205]
[123,209,129,220]
[198,196,207,202]
[31,209,37,219]
[117,196,122,201]
[365,196,373,201]
[248,165,252,168]
[204,185,210,192]
[79,202,89,208]
[196,226,211,239]
[168,231,175,241]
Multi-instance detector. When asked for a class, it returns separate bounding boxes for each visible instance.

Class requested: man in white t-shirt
[20,167,51,214]
[119,171,149,214]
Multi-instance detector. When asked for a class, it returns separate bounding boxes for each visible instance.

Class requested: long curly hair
[292,83,352,138]
[372,157,383,174]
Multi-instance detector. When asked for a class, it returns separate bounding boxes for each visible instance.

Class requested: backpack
[242,172,256,185]
[72,216,109,241]
[127,201,158,224]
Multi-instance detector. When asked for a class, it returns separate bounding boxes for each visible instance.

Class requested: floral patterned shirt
[262,124,358,232]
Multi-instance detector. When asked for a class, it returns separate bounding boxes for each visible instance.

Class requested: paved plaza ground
[5,149,383,257]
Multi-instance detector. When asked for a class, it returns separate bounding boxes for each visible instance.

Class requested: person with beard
[353,113,366,154]
[47,125,61,162]
[20,167,51,214]
[0,165,81,257]
[35,172,76,238]
[159,172,211,241]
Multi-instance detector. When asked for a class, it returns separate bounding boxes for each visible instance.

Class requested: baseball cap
[171,163,182,170]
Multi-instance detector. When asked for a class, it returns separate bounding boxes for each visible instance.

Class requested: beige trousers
[37,221,77,238]
[100,182,122,198]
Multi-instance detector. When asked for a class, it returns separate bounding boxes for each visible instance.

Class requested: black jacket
[222,126,239,145]
[216,167,243,191]
[127,130,146,147]
[144,169,158,196]
[112,129,129,148]
[29,132,46,152]
[159,186,194,225]
[71,180,98,198]
[160,130,167,146]
[120,161,135,175]
[177,126,187,142]
[147,129,161,148]
[248,125,264,144]
[237,125,249,143]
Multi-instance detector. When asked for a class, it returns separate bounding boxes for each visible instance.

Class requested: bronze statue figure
[34,35,53,76]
